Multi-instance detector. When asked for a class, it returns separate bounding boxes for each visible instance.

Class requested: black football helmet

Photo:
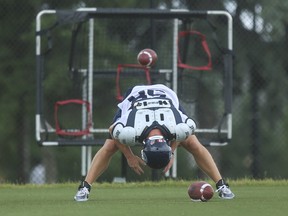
[141,135,172,169]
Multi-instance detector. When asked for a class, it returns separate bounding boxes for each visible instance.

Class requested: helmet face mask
[141,135,172,169]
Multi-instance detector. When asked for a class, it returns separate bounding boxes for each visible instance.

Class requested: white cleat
[74,187,89,202]
[216,185,235,199]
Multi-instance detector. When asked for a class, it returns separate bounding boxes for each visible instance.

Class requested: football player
[74,84,234,201]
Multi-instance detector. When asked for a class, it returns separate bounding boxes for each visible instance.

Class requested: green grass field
[1,179,288,216]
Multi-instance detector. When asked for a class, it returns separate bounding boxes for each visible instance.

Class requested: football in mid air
[188,181,214,202]
[137,48,158,67]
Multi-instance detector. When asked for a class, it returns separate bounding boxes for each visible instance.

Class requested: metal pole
[35,10,56,143]
[87,18,94,172]
[81,68,87,176]
[172,18,179,178]
[81,18,94,177]
[208,11,233,140]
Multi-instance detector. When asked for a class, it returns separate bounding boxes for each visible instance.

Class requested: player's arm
[162,140,179,173]
[109,124,145,175]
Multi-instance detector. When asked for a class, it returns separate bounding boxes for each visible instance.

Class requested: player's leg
[180,135,235,199]
[74,139,118,201]
[85,139,118,184]
[180,135,222,182]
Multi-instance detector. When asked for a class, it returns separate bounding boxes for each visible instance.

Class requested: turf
[0,179,288,216]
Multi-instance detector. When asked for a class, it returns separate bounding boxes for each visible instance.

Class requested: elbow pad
[119,126,137,146]
[175,123,191,141]
[186,118,196,135]
[112,123,137,146]
[111,123,124,140]
[175,119,196,141]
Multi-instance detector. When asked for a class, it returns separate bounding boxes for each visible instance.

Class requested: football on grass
[137,48,158,67]
[188,181,214,202]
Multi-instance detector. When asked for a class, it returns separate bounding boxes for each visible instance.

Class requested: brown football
[137,48,158,67]
[188,181,214,202]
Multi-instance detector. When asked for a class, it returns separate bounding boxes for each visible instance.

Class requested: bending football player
[74,84,235,201]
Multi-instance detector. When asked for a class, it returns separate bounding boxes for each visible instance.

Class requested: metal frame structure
[35,8,233,178]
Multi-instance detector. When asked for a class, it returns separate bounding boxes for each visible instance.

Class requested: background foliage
[0,0,288,183]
